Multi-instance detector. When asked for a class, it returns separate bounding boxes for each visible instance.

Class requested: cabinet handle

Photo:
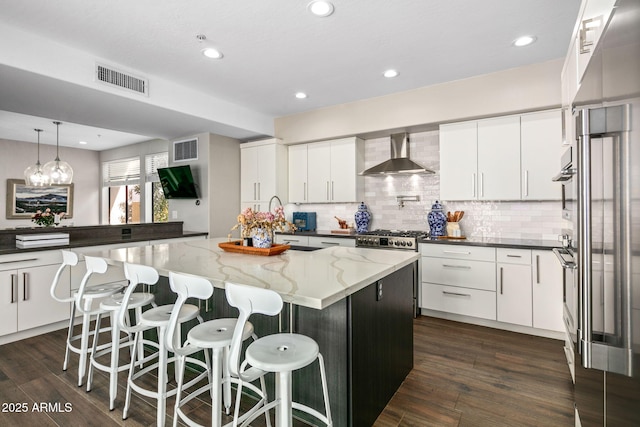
[0,257,38,265]
[579,16,600,54]
[443,250,471,255]
[442,290,471,297]
[331,181,334,200]
[10,274,17,303]
[536,255,540,284]
[326,181,330,201]
[442,264,471,269]
[480,173,484,198]
[253,183,257,200]
[524,170,529,197]
[320,241,340,246]
[257,182,260,200]
[500,267,504,294]
[304,182,307,201]
[23,272,28,301]
[506,254,522,258]
[472,173,476,198]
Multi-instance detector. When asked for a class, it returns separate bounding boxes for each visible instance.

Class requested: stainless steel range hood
[360,133,434,175]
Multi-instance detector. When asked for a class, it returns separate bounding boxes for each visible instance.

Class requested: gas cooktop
[356,229,428,250]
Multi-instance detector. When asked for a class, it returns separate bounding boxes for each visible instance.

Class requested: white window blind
[145,152,168,182]
[103,157,140,186]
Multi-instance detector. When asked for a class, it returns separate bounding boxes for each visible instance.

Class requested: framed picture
[6,179,74,219]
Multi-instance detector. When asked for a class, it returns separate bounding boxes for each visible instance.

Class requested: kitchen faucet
[268,195,283,212]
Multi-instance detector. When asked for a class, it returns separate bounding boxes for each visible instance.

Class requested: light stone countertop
[85,237,420,310]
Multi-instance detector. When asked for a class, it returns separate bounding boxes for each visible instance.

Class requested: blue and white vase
[251,228,273,248]
[427,200,447,237]
[354,202,371,233]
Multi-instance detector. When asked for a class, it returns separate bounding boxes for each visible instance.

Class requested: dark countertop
[417,236,561,250]
[0,224,208,256]
[278,230,560,250]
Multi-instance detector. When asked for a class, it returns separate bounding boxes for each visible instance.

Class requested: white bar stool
[225,282,332,427]
[86,258,156,410]
[50,252,124,387]
[121,263,203,427]
[166,272,269,427]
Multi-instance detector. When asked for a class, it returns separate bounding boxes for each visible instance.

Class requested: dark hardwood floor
[0,316,574,426]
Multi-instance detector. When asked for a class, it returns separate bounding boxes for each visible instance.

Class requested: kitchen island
[86,237,419,427]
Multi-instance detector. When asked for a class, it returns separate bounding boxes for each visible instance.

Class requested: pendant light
[42,121,73,184]
[23,128,51,186]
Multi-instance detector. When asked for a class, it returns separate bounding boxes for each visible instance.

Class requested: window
[145,152,169,223]
[103,157,140,224]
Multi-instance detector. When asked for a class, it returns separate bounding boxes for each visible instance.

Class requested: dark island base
[151,262,416,427]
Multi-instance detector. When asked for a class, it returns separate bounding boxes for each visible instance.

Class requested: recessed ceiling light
[79,141,87,145]
[307,1,334,17]
[513,35,537,47]
[383,69,399,78]
[295,92,308,99]
[202,48,223,59]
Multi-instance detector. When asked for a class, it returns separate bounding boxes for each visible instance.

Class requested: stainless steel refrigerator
[572,0,640,425]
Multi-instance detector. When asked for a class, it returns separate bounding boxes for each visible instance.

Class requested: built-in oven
[553,230,578,383]
[553,147,576,221]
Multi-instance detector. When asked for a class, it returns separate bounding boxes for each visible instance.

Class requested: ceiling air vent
[173,138,198,162]
[95,63,149,96]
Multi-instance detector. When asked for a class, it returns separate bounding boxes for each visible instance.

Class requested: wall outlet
[172,210,178,219]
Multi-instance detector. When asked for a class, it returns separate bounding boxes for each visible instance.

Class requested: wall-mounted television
[157,165,199,199]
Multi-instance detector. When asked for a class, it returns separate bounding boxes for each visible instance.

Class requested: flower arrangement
[230,206,296,239]
[32,208,65,227]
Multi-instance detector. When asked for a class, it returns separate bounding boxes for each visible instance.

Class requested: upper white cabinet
[241,139,288,211]
[477,115,521,200]
[289,137,364,204]
[439,121,478,200]
[520,110,563,200]
[440,110,561,201]
[288,144,308,203]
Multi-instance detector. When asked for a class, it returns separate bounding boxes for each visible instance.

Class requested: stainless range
[355,229,427,251]
[356,230,427,317]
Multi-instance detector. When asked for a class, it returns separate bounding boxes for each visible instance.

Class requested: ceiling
[0,0,581,150]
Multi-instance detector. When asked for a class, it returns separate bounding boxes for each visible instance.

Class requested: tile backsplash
[284,130,564,241]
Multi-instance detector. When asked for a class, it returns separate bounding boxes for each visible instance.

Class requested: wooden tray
[218,240,291,256]
[437,236,467,240]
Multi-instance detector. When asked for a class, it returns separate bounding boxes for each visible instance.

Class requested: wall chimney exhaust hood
[360,133,434,175]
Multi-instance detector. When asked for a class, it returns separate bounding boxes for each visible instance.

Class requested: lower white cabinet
[421,243,497,320]
[0,251,70,337]
[532,250,564,332]
[308,236,355,248]
[275,234,310,246]
[421,283,496,321]
[497,248,533,327]
[420,243,564,334]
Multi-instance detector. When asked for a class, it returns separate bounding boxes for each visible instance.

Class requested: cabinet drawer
[420,244,495,262]
[422,257,496,291]
[277,235,310,246]
[0,250,61,270]
[421,283,496,321]
[308,236,355,248]
[497,248,531,264]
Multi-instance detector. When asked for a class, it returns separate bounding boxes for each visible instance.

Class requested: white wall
[275,59,563,144]
[285,130,564,241]
[0,138,100,229]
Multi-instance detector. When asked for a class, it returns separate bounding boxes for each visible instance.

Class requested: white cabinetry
[420,243,564,335]
[440,111,562,201]
[241,139,288,211]
[496,248,532,327]
[0,251,70,337]
[289,137,364,203]
[439,121,478,200]
[532,250,564,332]
[420,244,497,321]
[521,110,563,200]
[275,234,310,246]
[288,144,308,203]
[308,236,356,248]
